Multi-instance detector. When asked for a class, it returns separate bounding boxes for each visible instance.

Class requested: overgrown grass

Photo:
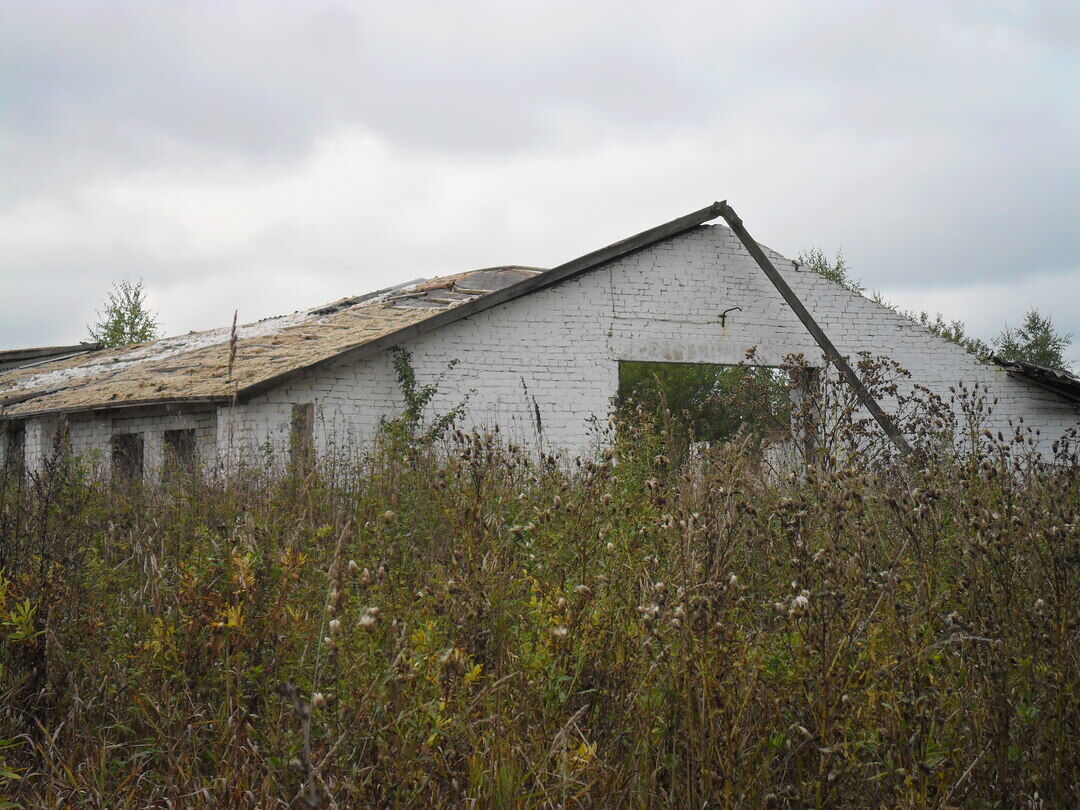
[0,418,1077,808]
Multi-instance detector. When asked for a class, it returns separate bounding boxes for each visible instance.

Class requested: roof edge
[2,395,231,421]
[991,355,1080,404]
[237,201,726,401]
[0,342,103,371]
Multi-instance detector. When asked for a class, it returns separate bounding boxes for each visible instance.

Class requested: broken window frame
[3,425,25,479]
[163,428,198,476]
[111,432,145,484]
[616,359,819,449]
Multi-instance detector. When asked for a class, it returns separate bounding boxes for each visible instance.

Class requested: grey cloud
[5,2,1071,160]
[0,0,1077,354]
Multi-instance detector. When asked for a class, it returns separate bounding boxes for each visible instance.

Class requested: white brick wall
[13,225,1077,474]
[20,408,218,480]
[217,224,1077,463]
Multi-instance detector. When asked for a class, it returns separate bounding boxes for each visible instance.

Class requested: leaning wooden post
[716,201,913,457]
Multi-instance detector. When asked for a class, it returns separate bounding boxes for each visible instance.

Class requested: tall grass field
[1,370,1077,807]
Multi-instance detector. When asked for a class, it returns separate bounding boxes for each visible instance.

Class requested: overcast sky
[2,1,1078,365]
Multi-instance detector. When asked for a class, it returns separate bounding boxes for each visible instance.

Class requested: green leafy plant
[799,246,864,294]
[87,278,160,348]
[2,599,41,643]
[904,310,992,358]
[993,308,1073,371]
[381,346,471,444]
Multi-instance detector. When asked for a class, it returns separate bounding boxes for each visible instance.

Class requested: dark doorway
[3,426,24,477]
[163,428,197,474]
[111,432,144,483]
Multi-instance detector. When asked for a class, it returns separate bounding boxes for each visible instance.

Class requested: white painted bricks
[21,409,217,480]
[221,225,1078,463]
[21,224,1079,473]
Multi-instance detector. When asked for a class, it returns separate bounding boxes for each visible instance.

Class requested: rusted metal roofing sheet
[991,356,1080,404]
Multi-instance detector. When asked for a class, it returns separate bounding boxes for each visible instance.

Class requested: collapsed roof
[991,357,1080,404]
[0,268,542,418]
[0,343,101,372]
[0,204,724,420]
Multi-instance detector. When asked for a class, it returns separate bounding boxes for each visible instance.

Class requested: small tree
[799,247,864,294]
[87,279,160,348]
[993,308,1073,371]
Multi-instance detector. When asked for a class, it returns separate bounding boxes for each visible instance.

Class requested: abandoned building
[1,201,1078,480]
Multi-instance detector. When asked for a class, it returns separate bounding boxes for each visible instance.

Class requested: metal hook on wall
[719,306,741,327]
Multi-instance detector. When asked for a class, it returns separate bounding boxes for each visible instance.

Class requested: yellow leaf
[464,663,483,685]
[222,602,245,629]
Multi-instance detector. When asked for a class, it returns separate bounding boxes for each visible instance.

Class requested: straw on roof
[0,267,542,418]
